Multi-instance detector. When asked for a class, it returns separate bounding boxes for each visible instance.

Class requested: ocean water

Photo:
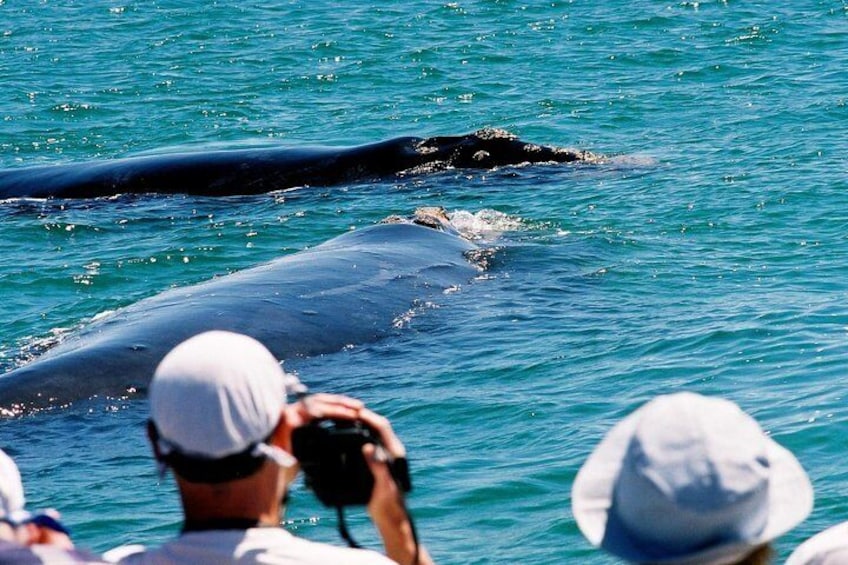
[1,1,847,563]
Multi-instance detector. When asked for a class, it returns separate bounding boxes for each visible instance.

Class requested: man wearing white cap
[0,448,104,563]
[108,330,432,565]
[572,392,813,565]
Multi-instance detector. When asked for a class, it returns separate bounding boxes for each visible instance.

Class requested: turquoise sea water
[1,1,847,563]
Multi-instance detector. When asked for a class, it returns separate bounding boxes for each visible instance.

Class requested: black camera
[292,418,411,507]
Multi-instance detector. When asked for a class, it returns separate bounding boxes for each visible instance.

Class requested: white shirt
[108,527,400,565]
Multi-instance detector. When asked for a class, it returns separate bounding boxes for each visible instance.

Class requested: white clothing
[110,527,399,565]
[0,539,106,563]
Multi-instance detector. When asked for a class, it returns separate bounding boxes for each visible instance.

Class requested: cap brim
[572,407,638,542]
[5,509,70,536]
[571,409,813,564]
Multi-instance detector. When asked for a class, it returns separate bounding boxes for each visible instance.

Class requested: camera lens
[292,418,379,507]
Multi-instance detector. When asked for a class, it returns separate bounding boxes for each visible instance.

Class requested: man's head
[148,331,296,484]
[572,392,813,565]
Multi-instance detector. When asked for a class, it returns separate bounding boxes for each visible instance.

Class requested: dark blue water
[1,1,847,563]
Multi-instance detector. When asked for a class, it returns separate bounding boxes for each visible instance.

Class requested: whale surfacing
[0,209,487,415]
[0,129,601,199]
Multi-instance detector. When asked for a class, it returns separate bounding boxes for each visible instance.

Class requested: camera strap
[389,457,412,492]
[334,500,421,565]
[335,506,361,549]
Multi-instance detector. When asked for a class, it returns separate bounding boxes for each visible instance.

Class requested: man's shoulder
[106,528,398,565]
[0,540,106,564]
[247,528,399,564]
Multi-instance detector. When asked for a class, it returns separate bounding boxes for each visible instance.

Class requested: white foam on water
[449,208,525,242]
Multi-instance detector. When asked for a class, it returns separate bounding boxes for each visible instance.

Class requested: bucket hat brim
[572,399,813,565]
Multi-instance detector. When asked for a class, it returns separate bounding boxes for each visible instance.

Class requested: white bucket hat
[0,448,26,523]
[572,392,813,565]
[0,448,69,535]
[150,331,297,468]
[786,522,848,565]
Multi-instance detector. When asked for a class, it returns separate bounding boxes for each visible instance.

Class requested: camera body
[292,418,382,507]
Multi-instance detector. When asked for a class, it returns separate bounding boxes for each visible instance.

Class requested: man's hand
[281,393,364,451]
[359,408,433,565]
[283,396,433,564]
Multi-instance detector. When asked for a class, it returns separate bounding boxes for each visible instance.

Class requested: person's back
[571,392,813,565]
[0,538,104,564]
[116,528,399,565]
[105,330,431,565]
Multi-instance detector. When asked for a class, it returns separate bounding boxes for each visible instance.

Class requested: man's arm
[283,396,434,564]
[360,409,434,565]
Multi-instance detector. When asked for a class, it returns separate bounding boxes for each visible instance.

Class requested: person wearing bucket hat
[786,521,848,565]
[571,392,813,565]
[0,448,106,563]
[105,330,432,565]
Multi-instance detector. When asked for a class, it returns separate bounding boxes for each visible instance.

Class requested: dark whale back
[0,220,483,413]
[0,129,599,199]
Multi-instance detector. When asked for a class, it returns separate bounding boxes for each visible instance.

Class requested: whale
[0,129,600,199]
[0,208,486,415]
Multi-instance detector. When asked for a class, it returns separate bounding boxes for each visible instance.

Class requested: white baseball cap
[572,392,813,564]
[150,331,297,469]
[786,522,848,565]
